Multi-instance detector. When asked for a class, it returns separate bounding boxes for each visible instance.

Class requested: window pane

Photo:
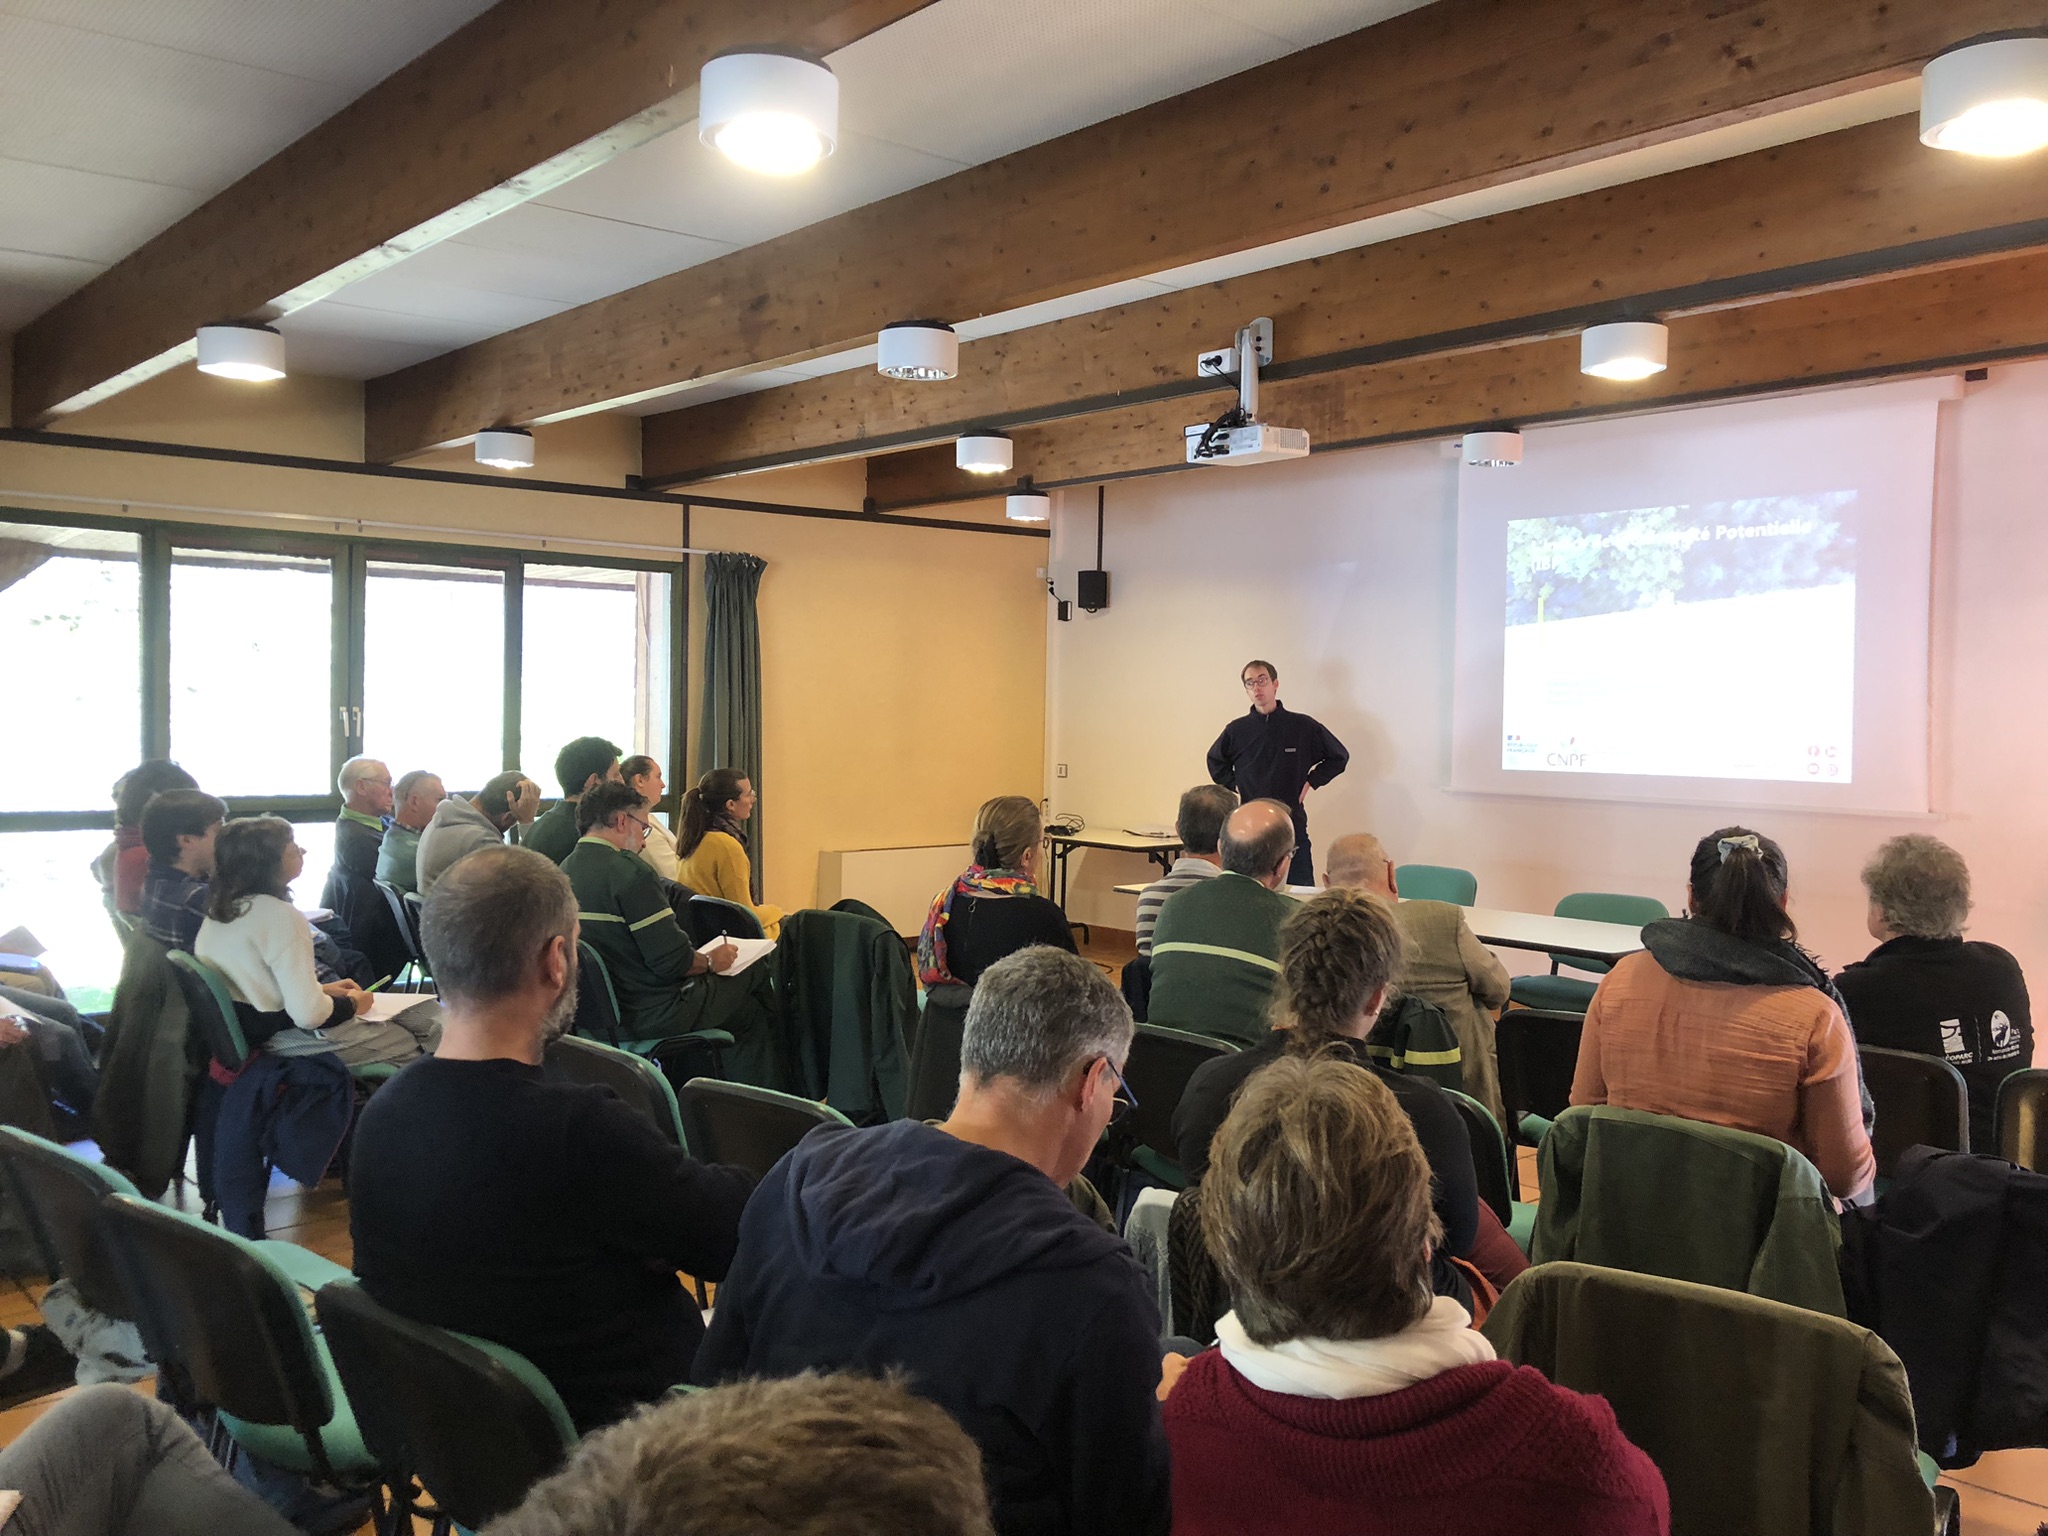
[520,565,673,785]
[0,524,140,812]
[363,561,504,791]
[170,548,334,797]
[0,829,125,1010]
[289,818,336,919]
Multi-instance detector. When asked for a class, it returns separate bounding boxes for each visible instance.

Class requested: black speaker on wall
[1077,569,1110,612]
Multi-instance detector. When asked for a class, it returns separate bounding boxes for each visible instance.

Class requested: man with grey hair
[349,845,755,1435]
[325,755,407,979]
[1146,799,1300,1044]
[1835,834,2031,1150]
[697,946,1169,1536]
[1133,783,1236,957]
[375,769,444,895]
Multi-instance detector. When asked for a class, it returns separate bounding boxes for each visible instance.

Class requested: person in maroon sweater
[1163,1054,1669,1536]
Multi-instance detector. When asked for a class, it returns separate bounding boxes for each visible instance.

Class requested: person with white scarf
[1161,1054,1670,1536]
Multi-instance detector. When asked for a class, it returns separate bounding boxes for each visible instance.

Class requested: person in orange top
[1570,826,1875,1202]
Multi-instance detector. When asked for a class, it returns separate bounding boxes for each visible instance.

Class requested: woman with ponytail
[916,796,1075,987]
[674,767,783,939]
[1570,826,1874,1199]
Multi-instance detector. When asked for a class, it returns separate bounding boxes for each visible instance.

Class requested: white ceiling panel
[275,301,504,380]
[313,266,570,332]
[0,247,103,329]
[0,157,202,263]
[420,204,737,308]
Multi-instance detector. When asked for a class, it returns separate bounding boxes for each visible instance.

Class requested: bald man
[1326,833,1512,1125]
[1146,800,1299,1045]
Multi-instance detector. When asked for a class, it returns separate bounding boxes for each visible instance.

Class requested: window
[362,560,504,792]
[521,564,673,786]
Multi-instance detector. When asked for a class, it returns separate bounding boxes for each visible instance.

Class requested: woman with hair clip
[194,816,439,1067]
[916,795,1075,988]
[1571,826,1874,1200]
[674,767,783,939]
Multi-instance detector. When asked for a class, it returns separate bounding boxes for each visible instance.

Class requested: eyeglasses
[1103,1056,1138,1125]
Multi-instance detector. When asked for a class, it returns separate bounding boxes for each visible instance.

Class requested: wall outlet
[1056,763,1068,778]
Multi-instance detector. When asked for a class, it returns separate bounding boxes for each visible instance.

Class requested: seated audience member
[350,846,754,1434]
[1172,887,1519,1301]
[1165,1053,1669,1536]
[1836,834,2030,1151]
[621,755,681,882]
[138,790,227,952]
[196,817,439,1068]
[485,1373,995,1536]
[0,993,99,1142]
[375,770,445,895]
[561,782,767,1044]
[100,759,198,915]
[0,1382,296,1536]
[525,736,623,865]
[1326,833,1511,1121]
[1147,799,1298,1044]
[416,770,539,894]
[329,756,393,880]
[674,767,783,938]
[916,796,1074,988]
[1135,785,1236,957]
[697,947,1170,1536]
[1572,827,1874,1201]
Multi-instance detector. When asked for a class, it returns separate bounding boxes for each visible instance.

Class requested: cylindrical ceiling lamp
[475,427,535,470]
[1580,321,1669,382]
[957,432,1014,474]
[1005,486,1051,523]
[1462,430,1524,466]
[1921,36,2048,157]
[877,320,959,381]
[195,323,286,382]
[699,50,839,176]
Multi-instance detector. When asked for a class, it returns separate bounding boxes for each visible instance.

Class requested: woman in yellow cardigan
[675,766,783,939]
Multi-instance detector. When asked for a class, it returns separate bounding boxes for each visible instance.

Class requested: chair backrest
[1394,864,1477,906]
[572,940,624,1047]
[1120,952,1153,1022]
[400,891,428,959]
[1998,1068,2048,1172]
[686,895,765,945]
[316,1278,574,1531]
[1444,1088,1515,1224]
[1495,1008,1584,1136]
[1859,1044,1970,1176]
[1123,1025,1236,1170]
[166,950,250,1069]
[675,1079,851,1178]
[372,881,421,967]
[544,1035,685,1147]
[100,1193,338,1474]
[905,985,972,1121]
[1548,892,1669,977]
[0,1127,142,1320]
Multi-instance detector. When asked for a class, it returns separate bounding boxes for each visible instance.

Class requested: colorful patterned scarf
[917,865,1039,987]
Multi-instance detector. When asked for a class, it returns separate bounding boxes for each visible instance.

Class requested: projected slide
[1501,494,1857,783]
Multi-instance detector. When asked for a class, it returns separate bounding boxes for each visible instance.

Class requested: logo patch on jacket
[1939,1019,1970,1061]
[1991,1010,2023,1059]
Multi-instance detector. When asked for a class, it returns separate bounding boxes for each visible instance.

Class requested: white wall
[1045,362,2048,1018]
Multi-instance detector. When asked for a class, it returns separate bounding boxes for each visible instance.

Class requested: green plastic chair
[166,950,250,1069]
[544,1034,688,1148]
[573,940,732,1078]
[1997,1068,2048,1171]
[675,1079,851,1179]
[1507,892,1668,1013]
[1119,1024,1237,1191]
[1443,1088,1538,1254]
[1395,864,1478,906]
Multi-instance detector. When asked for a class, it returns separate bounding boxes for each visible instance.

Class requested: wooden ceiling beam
[366,0,2048,463]
[10,0,939,426]
[642,115,2048,486]
[865,250,2048,506]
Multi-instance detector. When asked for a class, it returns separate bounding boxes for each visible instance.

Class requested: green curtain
[699,552,767,901]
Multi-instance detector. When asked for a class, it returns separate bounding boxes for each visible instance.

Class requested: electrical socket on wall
[1056,763,1068,777]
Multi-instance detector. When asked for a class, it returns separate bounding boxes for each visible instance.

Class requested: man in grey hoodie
[415,770,539,894]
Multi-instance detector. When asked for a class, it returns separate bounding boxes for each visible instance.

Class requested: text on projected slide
[1501,494,1857,783]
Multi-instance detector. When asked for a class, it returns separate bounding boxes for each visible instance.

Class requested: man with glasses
[324,755,410,983]
[697,945,1170,1536]
[1206,658,1348,887]
[562,780,762,1046]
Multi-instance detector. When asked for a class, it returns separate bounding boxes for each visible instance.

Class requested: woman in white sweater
[622,754,682,882]
[195,817,438,1068]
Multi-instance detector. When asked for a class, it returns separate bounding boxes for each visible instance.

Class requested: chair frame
[674,1078,850,1179]
[1859,1044,1970,1178]
[1997,1067,2048,1171]
[573,939,730,1078]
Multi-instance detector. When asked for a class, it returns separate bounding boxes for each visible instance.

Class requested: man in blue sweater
[696,947,1169,1536]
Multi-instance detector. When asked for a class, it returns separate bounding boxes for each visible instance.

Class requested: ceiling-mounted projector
[1185,316,1309,467]
[1462,430,1523,466]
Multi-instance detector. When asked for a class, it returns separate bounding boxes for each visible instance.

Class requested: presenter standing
[1207,659,1348,887]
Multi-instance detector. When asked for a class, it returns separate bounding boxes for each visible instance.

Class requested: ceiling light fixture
[1921,36,2048,157]
[1006,480,1051,523]
[877,320,959,381]
[1462,430,1524,467]
[195,323,286,382]
[699,49,839,176]
[957,432,1014,474]
[1580,321,1669,382]
[475,427,535,470]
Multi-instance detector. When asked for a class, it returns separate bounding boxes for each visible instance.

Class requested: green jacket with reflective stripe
[563,836,695,1039]
[1147,871,1295,1045]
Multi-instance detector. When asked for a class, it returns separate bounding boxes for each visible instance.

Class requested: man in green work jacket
[563,780,772,1047]
[527,735,624,865]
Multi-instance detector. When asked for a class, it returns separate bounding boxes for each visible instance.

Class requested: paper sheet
[698,935,776,977]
